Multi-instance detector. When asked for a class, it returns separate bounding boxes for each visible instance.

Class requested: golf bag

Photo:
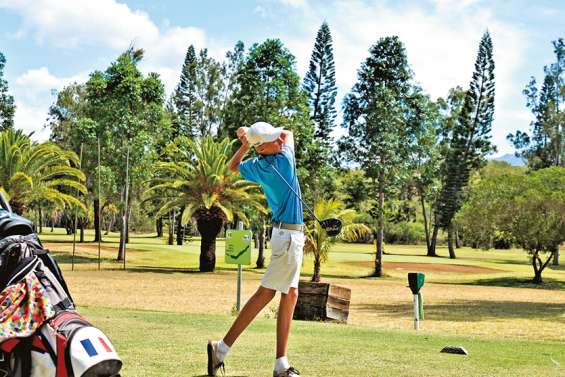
[0,205,122,377]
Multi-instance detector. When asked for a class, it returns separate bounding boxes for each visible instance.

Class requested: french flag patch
[80,337,113,357]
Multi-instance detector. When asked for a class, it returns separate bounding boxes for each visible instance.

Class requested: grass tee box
[224,229,252,265]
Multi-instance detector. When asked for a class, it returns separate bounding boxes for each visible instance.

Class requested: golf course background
[43,228,565,377]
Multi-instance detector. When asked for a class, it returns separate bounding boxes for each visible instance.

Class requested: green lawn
[35,228,565,376]
[86,306,564,377]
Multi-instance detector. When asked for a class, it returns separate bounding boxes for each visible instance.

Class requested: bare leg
[223,286,276,346]
[276,287,298,358]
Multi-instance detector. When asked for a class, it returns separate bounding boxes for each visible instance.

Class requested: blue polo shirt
[239,145,303,225]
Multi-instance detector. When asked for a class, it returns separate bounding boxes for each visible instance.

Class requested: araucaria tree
[340,36,415,277]
[508,38,564,169]
[173,46,224,137]
[434,31,496,259]
[173,45,198,137]
[303,22,338,199]
[0,52,15,131]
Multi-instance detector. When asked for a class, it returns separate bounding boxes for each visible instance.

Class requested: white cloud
[279,0,307,7]
[12,101,51,141]
[11,67,87,139]
[0,0,158,49]
[15,67,84,92]
[1,0,231,137]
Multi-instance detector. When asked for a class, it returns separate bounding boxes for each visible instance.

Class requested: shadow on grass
[355,300,565,322]
[454,276,565,291]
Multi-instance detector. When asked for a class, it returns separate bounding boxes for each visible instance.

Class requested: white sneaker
[207,340,225,376]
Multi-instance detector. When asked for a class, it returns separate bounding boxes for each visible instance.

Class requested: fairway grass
[84,306,564,377]
[36,228,565,375]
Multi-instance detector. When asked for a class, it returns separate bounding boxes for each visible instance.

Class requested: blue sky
[0,0,563,155]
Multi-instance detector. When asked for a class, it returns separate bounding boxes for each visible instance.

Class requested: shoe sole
[207,341,215,376]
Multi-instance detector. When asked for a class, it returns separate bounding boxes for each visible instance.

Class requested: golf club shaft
[266,160,321,224]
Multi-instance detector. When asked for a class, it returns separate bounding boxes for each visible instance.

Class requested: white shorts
[261,228,305,294]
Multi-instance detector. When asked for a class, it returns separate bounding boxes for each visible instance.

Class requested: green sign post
[225,222,252,312]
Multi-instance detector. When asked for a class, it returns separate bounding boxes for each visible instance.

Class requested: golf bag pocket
[41,310,122,377]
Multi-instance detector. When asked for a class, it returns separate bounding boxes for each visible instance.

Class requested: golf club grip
[265,158,321,223]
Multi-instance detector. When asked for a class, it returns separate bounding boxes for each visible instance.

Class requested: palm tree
[0,129,86,216]
[146,136,266,272]
[305,199,371,282]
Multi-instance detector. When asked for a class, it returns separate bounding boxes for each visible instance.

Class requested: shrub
[384,221,425,244]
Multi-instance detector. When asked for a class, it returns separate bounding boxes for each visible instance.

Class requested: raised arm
[228,127,251,173]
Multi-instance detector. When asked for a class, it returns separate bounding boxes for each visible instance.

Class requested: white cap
[242,122,283,146]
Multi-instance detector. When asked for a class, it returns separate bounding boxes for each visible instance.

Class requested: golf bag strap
[56,334,68,377]
[0,339,19,353]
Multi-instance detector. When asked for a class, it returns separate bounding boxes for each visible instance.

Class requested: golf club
[264,157,342,237]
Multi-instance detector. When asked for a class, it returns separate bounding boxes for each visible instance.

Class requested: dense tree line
[1,26,563,281]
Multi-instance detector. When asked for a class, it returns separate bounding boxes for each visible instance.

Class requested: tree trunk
[125,202,131,244]
[176,206,185,245]
[455,227,462,248]
[156,217,163,238]
[552,245,559,266]
[79,220,84,243]
[532,251,554,284]
[167,212,174,245]
[38,206,43,233]
[196,207,226,272]
[420,194,431,253]
[448,221,456,259]
[93,198,102,242]
[105,214,114,235]
[256,221,265,269]
[374,176,385,277]
[312,256,321,282]
[428,223,439,257]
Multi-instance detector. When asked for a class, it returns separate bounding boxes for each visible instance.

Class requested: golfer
[207,122,304,377]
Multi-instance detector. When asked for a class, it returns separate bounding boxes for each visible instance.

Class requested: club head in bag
[320,218,342,237]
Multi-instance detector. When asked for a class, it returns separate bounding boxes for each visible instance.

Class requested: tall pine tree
[434,32,496,259]
[0,52,15,131]
[173,45,198,137]
[304,22,337,143]
[303,22,338,200]
[339,36,414,277]
[508,38,564,169]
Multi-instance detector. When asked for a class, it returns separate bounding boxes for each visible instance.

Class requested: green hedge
[384,221,426,244]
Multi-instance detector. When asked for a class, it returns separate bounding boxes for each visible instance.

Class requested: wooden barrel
[293,281,351,323]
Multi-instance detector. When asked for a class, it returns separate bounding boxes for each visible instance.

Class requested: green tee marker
[225,230,252,265]
[408,272,425,330]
